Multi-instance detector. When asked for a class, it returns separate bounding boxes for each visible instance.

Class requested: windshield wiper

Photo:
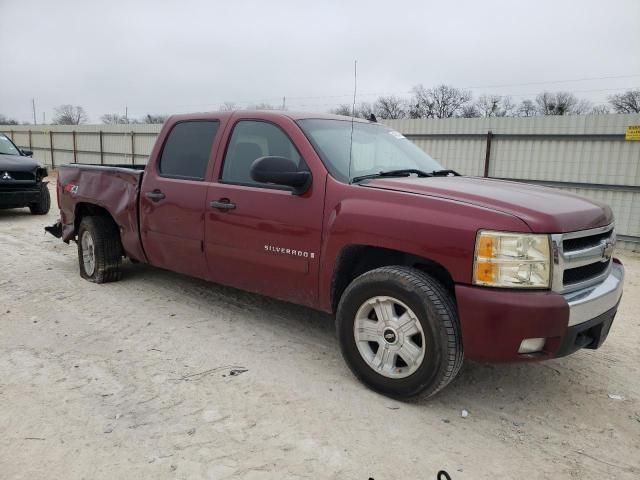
[351,169,432,183]
[430,169,460,177]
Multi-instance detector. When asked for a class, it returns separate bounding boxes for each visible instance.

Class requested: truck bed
[56,163,146,262]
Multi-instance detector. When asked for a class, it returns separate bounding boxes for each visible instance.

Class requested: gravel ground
[1,182,639,479]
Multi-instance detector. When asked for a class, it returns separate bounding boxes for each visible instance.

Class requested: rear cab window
[159,121,220,180]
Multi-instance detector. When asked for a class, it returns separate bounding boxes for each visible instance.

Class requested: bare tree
[475,95,516,117]
[501,97,517,117]
[330,104,354,116]
[143,114,169,124]
[608,89,640,113]
[0,114,19,125]
[52,105,88,125]
[460,104,480,118]
[101,113,130,124]
[220,101,238,111]
[591,105,610,115]
[354,102,375,119]
[573,99,593,115]
[374,96,407,119]
[535,92,591,116]
[518,100,537,117]
[246,103,275,110]
[410,84,472,118]
[328,103,373,118]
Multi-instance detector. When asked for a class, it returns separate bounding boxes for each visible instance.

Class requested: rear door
[204,117,326,307]
[140,120,221,279]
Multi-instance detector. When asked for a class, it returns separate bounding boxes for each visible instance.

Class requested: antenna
[347,60,357,184]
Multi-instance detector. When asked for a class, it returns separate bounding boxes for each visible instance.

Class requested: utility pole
[42,112,46,124]
[125,106,128,123]
[282,96,286,110]
[32,99,37,125]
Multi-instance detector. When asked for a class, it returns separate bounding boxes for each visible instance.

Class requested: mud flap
[44,221,63,238]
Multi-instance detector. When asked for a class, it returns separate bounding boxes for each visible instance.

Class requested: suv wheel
[29,183,50,215]
[336,266,463,398]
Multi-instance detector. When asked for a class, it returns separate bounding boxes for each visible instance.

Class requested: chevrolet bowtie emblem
[601,239,614,262]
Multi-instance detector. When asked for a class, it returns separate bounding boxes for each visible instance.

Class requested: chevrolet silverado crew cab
[46,111,624,398]
[0,132,50,214]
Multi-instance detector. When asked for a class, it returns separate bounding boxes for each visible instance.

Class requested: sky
[1,0,639,123]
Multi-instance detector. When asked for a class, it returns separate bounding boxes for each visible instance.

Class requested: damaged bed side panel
[55,165,146,262]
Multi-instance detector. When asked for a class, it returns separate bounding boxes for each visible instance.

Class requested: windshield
[297,119,443,183]
[0,134,21,156]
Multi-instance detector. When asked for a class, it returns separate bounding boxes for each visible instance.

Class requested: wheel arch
[330,244,456,313]
[74,203,119,238]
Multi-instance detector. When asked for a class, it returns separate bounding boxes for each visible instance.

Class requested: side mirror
[250,156,311,195]
[21,149,33,157]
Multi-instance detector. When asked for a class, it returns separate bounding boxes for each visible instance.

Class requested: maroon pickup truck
[47,111,624,398]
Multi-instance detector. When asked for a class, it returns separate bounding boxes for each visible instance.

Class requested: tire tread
[29,183,51,215]
[77,216,122,283]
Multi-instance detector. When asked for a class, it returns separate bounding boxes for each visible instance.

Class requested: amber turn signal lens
[477,235,494,258]
[475,261,496,283]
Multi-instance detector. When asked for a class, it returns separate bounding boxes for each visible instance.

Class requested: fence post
[131,131,135,165]
[49,130,55,168]
[483,130,493,178]
[99,130,104,165]
[72,130,77,163]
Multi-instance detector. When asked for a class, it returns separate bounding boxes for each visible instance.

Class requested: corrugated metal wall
[2,124,162,167]
[2,114,639,250]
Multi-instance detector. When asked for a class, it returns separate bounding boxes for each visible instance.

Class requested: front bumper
[455,261,624,362]
[0,186,41,209]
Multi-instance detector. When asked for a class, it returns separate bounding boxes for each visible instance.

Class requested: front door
[204,119,325,307]
[140,120,221,279]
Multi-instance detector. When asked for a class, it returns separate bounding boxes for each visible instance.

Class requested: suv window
[159,121,219,179]
[0,134,21,156]
[221,120,303,186]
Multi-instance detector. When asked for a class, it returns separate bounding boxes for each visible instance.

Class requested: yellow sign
[625,125,640,140]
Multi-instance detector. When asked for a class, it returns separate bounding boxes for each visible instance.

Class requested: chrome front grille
[551,224,615,293]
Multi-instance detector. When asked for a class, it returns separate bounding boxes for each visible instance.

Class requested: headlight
[473,231,551,288]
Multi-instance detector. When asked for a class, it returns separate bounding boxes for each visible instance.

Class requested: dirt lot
[1,182,639,480]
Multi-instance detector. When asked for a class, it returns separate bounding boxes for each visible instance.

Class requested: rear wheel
[77,216,122,283]
[29,183,50,215]
[336,266,463,398]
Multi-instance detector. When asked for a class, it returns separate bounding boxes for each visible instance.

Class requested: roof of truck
[167,110,374,124]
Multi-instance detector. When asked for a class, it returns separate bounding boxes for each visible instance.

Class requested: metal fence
[1,124,161,167]
[2,113,639,250]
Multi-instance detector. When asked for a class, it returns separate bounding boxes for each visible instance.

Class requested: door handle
[145,190,165,201]
[210,199,236,210]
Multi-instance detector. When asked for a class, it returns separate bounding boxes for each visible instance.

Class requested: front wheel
[336,266,463,398]
[29,183,50,215]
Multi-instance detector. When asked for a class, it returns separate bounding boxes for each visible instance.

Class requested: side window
[221,120,304,186]
[159,121,219,179]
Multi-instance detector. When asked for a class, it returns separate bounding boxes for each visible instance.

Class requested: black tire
[77,216,123,283]
[29,183,50,215]
[336,266,463,399]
